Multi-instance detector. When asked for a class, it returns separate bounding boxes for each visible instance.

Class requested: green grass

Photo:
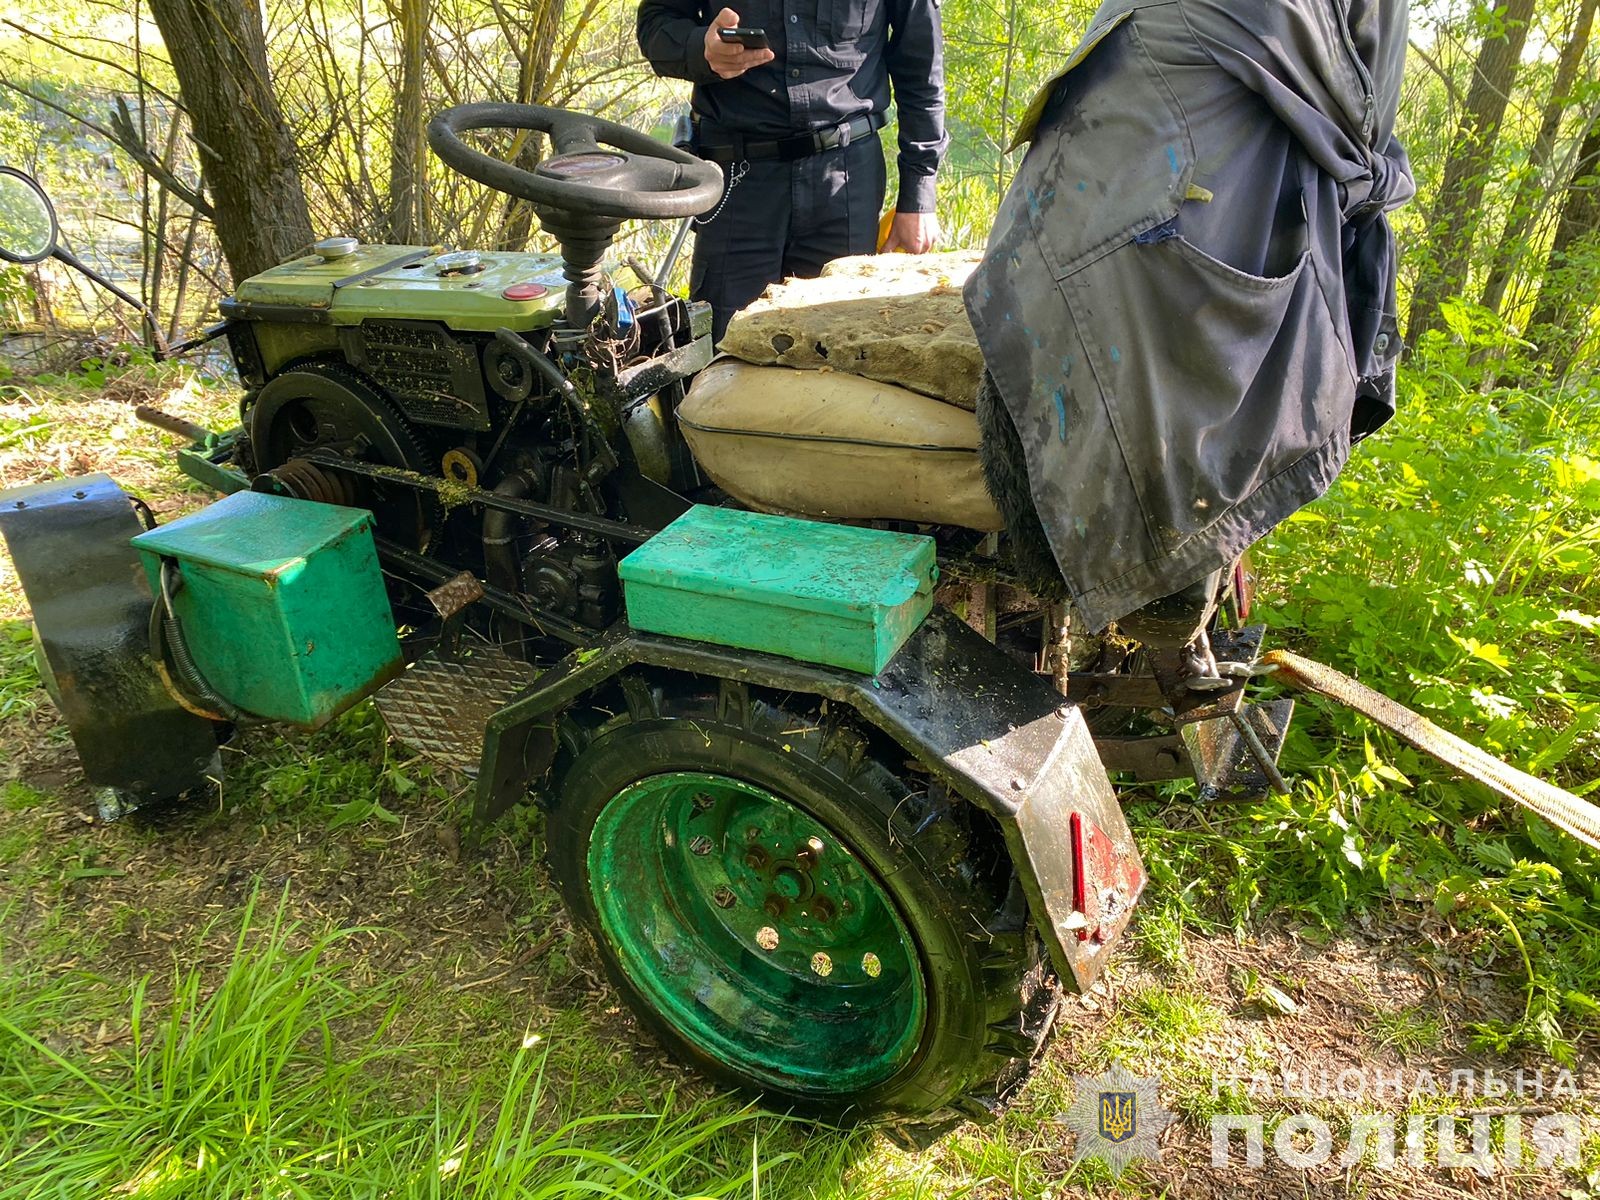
[1113,337,1600,1073]
[1251,342,1600,1062]
[0,782,48,813]
[0,893,808,1199]
[1367,1006,1445,1056]
[0,623,41,723]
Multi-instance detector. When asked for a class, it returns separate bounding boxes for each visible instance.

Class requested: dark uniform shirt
[636,0,948,212]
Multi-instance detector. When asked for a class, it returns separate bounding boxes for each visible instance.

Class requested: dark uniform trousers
[690,134,887,343]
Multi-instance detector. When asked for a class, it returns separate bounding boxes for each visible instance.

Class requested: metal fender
[474,607,1144,992]
[0,474,218,808]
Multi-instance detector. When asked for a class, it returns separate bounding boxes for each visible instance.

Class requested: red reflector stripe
[1069,810,1088,942]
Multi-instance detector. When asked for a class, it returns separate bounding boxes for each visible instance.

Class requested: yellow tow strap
[1262,650,1600,853]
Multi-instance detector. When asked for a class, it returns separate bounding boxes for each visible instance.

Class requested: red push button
[502,282,549,301]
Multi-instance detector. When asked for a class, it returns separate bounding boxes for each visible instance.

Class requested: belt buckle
[835,119,852,150]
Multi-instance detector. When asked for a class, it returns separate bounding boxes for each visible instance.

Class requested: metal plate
[426,571,485,619]
[1093,734,1192,780]
[1183,698,1296,797]
[376,644,538,771]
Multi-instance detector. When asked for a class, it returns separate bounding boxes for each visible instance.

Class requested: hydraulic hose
[494,327,579,408]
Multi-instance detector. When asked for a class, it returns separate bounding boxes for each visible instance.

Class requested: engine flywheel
[248,361,436,550]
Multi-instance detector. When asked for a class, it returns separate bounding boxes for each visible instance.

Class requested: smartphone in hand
[716,26,770,50]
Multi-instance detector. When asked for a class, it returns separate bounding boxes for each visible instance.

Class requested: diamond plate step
[376,645,538,773]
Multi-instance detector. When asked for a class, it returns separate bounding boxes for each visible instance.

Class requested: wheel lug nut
[812,897,836,923]
[796,836,825,865]
[764,896,787,919]
[689,835,713,856]
[744,846,769,869]
[712,886,737,909]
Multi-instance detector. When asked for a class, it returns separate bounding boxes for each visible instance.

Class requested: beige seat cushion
[678,358,1003,531]
[719,251,984,408]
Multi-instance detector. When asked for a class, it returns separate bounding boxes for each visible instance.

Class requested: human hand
[704,9,775,80]
[881,210,940,254]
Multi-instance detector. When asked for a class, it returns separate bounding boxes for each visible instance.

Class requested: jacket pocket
[1060,230,1353,554]
[1023,16,1192,282]
[825,0,881,43]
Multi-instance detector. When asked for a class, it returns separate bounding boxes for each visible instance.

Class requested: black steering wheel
[427,103,724,223]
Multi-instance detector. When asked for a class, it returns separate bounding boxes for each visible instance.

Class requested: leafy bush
[1136,334,1600,1062]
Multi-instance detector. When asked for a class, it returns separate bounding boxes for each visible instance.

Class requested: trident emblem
[1098,1091,1137,1143]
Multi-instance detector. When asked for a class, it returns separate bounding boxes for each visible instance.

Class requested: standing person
[637,2,947,341]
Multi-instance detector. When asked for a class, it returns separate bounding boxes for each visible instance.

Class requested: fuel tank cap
[314,236,359,260]
[435,250,486,276]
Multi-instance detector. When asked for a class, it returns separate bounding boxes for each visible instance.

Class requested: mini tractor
[0,105,1301,1129]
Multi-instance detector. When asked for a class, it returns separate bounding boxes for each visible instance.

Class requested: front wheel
[543,672,1059,1126]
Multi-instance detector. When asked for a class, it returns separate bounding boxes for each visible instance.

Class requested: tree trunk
[146,0,314,283]
[1528,112,1600,372]
[498,0,568,250]
[1478,0,1598,321]
[387,0,429,243]
[1406,0,1538,348]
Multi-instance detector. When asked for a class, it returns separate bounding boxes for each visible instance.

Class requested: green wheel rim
[587,771,928,1095]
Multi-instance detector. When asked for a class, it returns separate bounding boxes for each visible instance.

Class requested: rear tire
[544,671,1059,1126]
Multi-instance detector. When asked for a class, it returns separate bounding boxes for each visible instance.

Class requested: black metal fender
[473,607,1145,993]
[0,473,218,807]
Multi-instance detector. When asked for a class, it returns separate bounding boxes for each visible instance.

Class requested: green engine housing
[132,491,403,727]
[221,243,572,431]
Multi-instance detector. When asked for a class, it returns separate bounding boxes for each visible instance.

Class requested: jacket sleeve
[885,0,948,213]
[637,0,720,85]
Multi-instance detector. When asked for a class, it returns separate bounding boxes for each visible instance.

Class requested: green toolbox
[131,491,402,726]
[618,506,937,675]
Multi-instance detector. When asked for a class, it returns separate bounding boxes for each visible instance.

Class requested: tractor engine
[221,236,707,650]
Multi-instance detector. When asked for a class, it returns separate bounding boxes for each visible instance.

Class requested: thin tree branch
[109,98,214,218]
[0,75,120,142]
[1,19,185,111]
[1407,37,1467,112]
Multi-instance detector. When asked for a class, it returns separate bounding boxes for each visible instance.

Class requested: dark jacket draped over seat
[965,0,1413,631]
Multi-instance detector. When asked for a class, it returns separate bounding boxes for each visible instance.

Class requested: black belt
[694,112,886,163]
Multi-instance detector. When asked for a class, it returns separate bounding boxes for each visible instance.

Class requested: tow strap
[1262,650,1600,852]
